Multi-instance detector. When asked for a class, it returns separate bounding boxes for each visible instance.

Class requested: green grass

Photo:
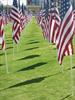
[0,17,75,100]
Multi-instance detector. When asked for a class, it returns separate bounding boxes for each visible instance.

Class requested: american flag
[36,9,45,26]
[20,11,26,32]
[37,0,51,41]
[20,3,32,32]
[73,10,75,32]
[0,16,5,50]
[56,0,74,64]
[36,9,46,38]
[20,4,25,31]
[20,12,31,32]
[73,10,75,20]
[10,0,20,43]
[49,0,61,43]
[64,42,73,56]
[36,0,60,43]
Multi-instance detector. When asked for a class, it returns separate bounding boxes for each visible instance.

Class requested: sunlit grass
[0,17,75,100]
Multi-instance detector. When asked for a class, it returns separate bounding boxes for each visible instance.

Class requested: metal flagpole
[70,0,74,96]
[16,0,21,54]
[4,0,9,74]
[60,64,64,73]
[0,4,3,69]
[1,0,9,74]
[13,40,15,60]
[73,0,74,9]
[16,43,19,54]
[4,49,9,74]
[70,55,74,96]
[55,0,64,73]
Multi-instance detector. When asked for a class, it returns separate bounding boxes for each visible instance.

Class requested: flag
[37,0,51,41]
[73,10,75,33]
[36,0,45,27]
[73,10,75,20]
[20,4,28,31]
[64,42,73,56]
[56,0,74,64]
[50,0,73,57]
[36,10,43,25]
[49,0,61,43]
[10,0,20,43]
[36,0,60,43]
[43,0,51,41]
[19,3,31,33]
[0,16,5,50]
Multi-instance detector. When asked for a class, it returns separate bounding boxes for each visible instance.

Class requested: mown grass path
[0,17,75,100]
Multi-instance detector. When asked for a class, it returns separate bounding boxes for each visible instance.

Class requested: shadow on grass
[25,47,39,51]
[0,53,4,56]
[65,66,75,71]
[6,42,13,45]
[26,41,39,44]
[6,39,12,42]
[29,40,36,42]
[0,72,61,91]
[18,55,40,60]
[6,39,11,41]
[6,47,13,50]
[72,66,75,69]
[53,48,56,50]
[0,64,4,66]
[17,62,47,72]
[7,76,47,89]
[60,94,71,100]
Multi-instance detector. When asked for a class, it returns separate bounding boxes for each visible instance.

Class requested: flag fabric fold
[36,0,74,64]
[56,0,74,64]
[73,10,75,33]
[0,16,6,50]
[10,0,20,44]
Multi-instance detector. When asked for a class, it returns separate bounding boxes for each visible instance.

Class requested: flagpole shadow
[60,94,71,100]
[26,41,39,44]
[18,55,40,61]
[17,62,47,72]
[25,47,39,51]
[0,72,61,92]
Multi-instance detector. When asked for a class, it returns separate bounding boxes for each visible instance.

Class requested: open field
[0,17,75,100]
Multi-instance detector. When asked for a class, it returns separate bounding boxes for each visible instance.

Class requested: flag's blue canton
[50,0,56,8]
[60,0,71,20]
[50,0,57,19]
[44,0,49,19]
[13,0,18,8]
[18,0,21,10]
[22,4,24,14]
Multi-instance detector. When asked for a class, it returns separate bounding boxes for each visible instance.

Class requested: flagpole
[70,55,74,96]
[69,0,74,91]
[16,0,20,54]
[13,40,15,60]
[1,4,9,74]
[16,43,18,54]
[56,47,64,73]
[4,49,9,74]
[6,0,8,24]
[60,64,64,73]
[5,0,9,73]
[0,50,2,68]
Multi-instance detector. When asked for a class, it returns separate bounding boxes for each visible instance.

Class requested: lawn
[0,17,75,100]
